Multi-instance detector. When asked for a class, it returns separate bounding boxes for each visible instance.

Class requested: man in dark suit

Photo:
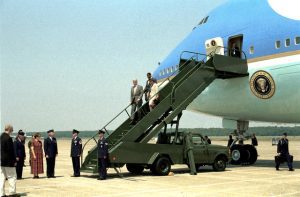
[70,129,82,177]
[1,124,18,197]
[97,130,108,180]
[14,130,26,180]
[276,132,294,171]
[44,129,58,178]
[130,79,144,124]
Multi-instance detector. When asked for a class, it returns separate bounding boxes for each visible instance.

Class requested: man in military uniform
[70,129,82,177]
[14,130,26,179]
[97,130,108,180]
[44,129,58,178]
[275,132,294,171]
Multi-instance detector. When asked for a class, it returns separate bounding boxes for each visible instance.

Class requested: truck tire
[152,157,171,176]
[212,156,227,171]
[126,164,144,174]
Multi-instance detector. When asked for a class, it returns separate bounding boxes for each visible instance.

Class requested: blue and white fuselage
[153,0,300,124]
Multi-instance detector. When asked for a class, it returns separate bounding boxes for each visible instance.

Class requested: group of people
[130,72,158,124]
[0,125,86,196]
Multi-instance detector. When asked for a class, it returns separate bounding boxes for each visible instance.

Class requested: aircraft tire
[230,145,243,165]
[247,145,258,165]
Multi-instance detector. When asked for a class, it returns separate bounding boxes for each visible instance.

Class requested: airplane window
[171,66,174,73]
[249,46,254,54]
[176,65,179,70]
[295,37,300,45]
[167,67,171,74]
[275,41,281,49]
[164,68,166,75]
[285,38,291,47]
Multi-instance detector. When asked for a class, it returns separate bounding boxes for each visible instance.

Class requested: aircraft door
[205,37,224,60]
[228,35,243,58]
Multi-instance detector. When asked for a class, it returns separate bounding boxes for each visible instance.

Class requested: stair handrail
[81,56,197,160]
[170,54,209,104]
[180,51,211,61]
[212,46,247,60]
[81,53,211,162]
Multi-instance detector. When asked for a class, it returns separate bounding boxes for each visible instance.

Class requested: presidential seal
[250,70,275,99]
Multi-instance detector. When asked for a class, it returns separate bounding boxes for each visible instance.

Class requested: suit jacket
[97,138,108,159]
[44,137,58,158]
[1,132,16,167]
[70,137,82,157]
[14,139,26,159]
[277,138,289,154]
[131,85,143,104]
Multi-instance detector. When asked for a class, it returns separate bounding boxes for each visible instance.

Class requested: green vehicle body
[110,131,230,174]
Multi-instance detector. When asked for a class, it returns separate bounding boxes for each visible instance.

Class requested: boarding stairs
[80,52,248,173]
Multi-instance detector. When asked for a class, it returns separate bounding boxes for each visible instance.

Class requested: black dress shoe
[51,176,56,178]
[289,168,294,171]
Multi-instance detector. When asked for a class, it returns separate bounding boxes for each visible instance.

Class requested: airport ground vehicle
[122,130,230,175]
[81,52,247,175]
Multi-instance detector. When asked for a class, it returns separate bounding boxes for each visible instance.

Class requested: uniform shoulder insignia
[79,140,82,144]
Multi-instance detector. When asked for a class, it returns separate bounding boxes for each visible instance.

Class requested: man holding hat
[97,130,108,180]
[44,129,58,178]
[276,132,294,171]
[14,130,26,179]
[70,129,82,177]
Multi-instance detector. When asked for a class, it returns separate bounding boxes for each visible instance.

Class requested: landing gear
[230,144,257,165]
[226,120,258,165]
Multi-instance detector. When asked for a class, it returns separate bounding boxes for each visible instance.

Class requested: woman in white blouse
[148,79,159,111]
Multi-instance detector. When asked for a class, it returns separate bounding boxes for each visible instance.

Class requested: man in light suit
[130,79,143,124]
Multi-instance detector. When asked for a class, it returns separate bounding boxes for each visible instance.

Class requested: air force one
[151,0,300,163]
[81,0,299,172]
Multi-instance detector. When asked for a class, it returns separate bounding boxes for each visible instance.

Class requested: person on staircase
[148,78,159,111]
[130,79,143,125]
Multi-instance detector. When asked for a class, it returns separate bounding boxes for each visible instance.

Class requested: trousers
[0,167,17,196]
[46,157,56,177]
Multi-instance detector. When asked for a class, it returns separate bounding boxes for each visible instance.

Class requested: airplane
[152,0,300,164]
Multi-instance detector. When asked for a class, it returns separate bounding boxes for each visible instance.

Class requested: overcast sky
[2,0,295,132]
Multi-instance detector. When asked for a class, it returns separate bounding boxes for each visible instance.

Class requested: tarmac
[5,137,300,197]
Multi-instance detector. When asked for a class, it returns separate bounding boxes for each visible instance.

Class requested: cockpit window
[198,16,209,25]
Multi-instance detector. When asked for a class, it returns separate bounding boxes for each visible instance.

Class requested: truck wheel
[153,157,171,176]
[126,164,144,174]
[213,156,226,171]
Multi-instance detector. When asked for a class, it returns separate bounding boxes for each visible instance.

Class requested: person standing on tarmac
[97,130,108,180]
[44,129,58,178]
[71,129,82,177]
[251,133,258,147]
[227,135,234,147]
[14,130,26,180]
[275,132,294,171]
